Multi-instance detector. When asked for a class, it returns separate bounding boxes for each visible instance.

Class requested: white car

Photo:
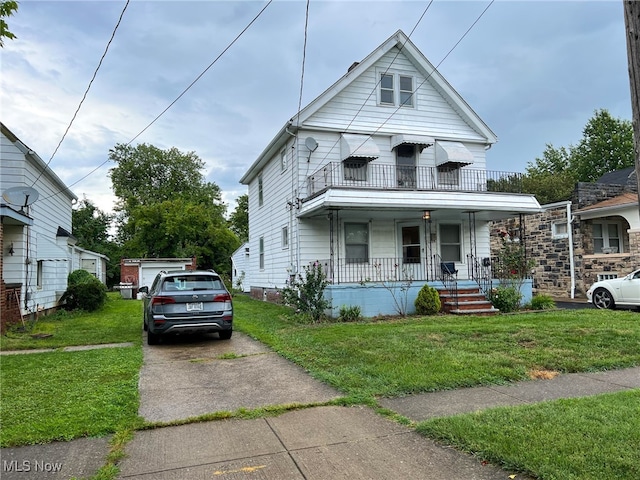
[586,269,640,310]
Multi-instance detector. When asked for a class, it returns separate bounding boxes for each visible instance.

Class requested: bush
[338,305,361,322]
[67,269,96,286]
[280,262,330,323]
[414,285,441,315]
[530,294,556,310]
[489,285,522,313]
[61,270,107,312]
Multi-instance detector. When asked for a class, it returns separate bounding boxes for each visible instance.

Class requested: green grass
[417,390,640,480]
[0,292,143,350]
[233,295,640,480]
[0,293,144,447]
[234,296,640,397]
[0,347,143,447]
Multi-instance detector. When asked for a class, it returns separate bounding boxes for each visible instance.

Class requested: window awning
[435,141,475,167]
[391,134,434,152]
[340,134,379,161]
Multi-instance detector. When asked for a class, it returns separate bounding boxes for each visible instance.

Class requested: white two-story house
[1,123,107,331]
[240,30,541,317]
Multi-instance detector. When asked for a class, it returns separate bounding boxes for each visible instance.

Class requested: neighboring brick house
[491,168,639,298]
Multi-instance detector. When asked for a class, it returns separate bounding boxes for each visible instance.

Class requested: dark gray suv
[139,270,233,345]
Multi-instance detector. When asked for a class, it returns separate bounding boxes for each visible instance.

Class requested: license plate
[186,302,203,312]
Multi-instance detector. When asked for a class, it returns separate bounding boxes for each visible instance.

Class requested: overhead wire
[38,0,273,203]
[314,0,494,166]
[30,0,131,188]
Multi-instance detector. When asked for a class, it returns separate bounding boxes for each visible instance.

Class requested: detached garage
[120,257,197,296]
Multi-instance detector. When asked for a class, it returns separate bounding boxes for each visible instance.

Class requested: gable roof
[1,122,77,203]
[596,167,636,186]
[241,30,496,184]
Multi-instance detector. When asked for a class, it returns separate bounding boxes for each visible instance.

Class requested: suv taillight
[213,293,232,302]
[151,296,176,306]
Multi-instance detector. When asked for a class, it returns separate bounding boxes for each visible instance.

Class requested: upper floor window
[280,149,287,172]
[344,159,368,181]
[258,173,264,207]
[379,72,415,107]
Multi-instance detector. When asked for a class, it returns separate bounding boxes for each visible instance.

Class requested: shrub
[67,269,96,286]
[280,262,330,323]
[339,305,361,322]
[530,294,556,310]
[414,284,441,315]
[489,285,522,313]
[61,270,107,312]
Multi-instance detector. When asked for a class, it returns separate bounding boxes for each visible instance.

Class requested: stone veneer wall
[491,181,639,298]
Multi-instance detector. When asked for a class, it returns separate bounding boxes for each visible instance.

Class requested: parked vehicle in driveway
[586,268,640,310]
[139,270,233,345]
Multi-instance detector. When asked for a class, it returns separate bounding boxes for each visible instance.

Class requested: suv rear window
[162,276,223,292]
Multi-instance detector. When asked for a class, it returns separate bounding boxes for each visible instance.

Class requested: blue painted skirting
[325,279,533,318]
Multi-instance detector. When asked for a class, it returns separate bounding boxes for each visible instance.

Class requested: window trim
[344,222,369,264]
[552,221,569,239]
[259,237,265,270]
[592,220,623,254]
[377,70,416,108]
[439,223,462,262]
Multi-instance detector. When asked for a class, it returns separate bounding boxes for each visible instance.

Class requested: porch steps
[437,286,499,316]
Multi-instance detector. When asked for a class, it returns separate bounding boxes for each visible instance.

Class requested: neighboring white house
[231,242,250,292]
[239,30,541,317]
[1,122,108,329]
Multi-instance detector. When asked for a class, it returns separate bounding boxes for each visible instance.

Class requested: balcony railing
[306,162,525,198]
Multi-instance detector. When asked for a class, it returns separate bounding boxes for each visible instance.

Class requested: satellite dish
[305,137,318,152]
[2,186,40,210]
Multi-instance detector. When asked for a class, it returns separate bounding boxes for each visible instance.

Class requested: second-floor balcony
[306,162,525,199]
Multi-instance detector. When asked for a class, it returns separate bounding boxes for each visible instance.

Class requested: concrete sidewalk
[1,333,638,480]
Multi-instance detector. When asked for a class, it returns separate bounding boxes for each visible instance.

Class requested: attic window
[379,72,415,107]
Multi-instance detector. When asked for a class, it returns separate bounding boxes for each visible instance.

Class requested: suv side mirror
[138,286,149,294]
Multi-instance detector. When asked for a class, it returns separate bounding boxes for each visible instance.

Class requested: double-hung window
[259,237,265,269]
[258,173,264,207]
[440,224,462,262]
[345,223,369,263]
[379,72,415,107]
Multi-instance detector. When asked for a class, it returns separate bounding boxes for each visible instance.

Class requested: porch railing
[467,254,493,299]
[306,162,525,198]
[316,256,473,285]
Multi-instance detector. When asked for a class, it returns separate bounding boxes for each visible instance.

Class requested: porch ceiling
[298,189,541,221]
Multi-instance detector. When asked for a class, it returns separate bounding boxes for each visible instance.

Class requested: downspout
[567,202,576,299]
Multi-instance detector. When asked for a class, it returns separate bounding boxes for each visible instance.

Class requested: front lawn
[0,292,143,350]
[234,296,640,397]
[0,293,144,447]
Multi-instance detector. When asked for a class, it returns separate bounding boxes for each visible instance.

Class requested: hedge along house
[491,168,640,299]
[240,31,542,317]
[0,123,106,331]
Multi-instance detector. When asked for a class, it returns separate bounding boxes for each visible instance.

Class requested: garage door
[140,265,186,289]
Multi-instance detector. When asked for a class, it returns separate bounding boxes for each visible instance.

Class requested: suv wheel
[147,331,160,345]
[218,330,232,340]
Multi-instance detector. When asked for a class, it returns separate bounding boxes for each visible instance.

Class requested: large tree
[523,109,634,204]
[109,143,239,274]
[0,1,17,48]
[229,194,248,243]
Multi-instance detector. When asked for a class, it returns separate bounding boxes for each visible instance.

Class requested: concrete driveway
[138,331,342,423]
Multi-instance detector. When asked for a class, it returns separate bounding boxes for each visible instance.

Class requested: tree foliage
[72,198,121,287]
[108,143,239,275]
[0,1,18,48]
[522,110,633,204]
[229,194,248,242]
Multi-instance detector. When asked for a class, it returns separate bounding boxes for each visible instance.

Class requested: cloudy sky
[1,0,632,215]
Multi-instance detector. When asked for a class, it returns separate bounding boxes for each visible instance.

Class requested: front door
[398,223,424,280]
[396,144,416,188]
